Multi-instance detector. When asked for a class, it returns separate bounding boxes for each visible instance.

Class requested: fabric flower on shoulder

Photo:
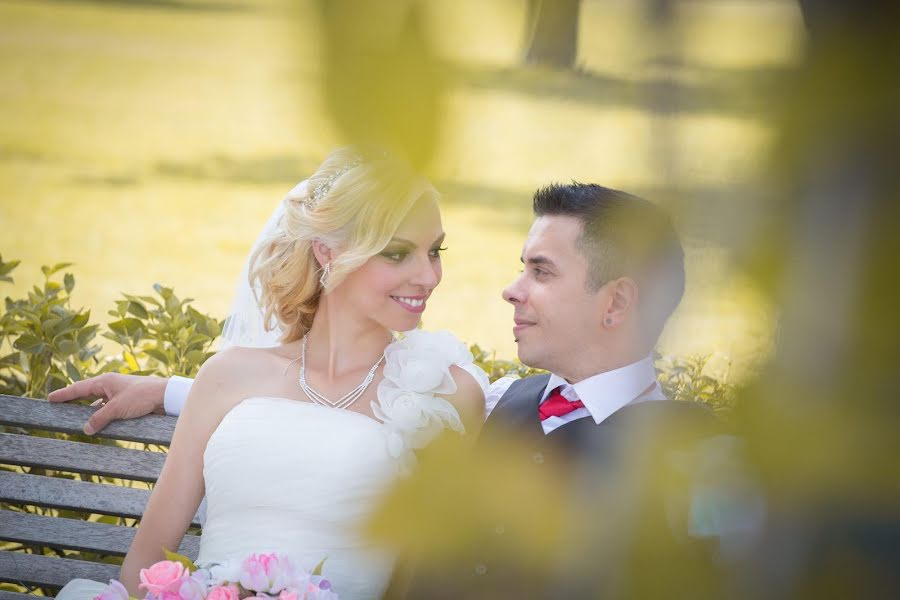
[374,330,479,468]
[393,329,475,365]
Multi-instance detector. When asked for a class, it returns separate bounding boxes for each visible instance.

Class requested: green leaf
[138,294,161,307]
[0,258,21,277]
[47,372,69,393]
[0,352,20,367]
[145,348,171,364]
[79,344,103,361]
[108,318,144,337]
[57,339,80,356]
[64,273,75,294]
[41,262,73,278]
[44,282,62,298]
[123,351,140,371]
[165,294,180,317]
[72,311,90,329]
[311,557,327,576]
[77,324,99,346]
[162,547,198,573]
[13,334,45,354]
[153,283,173,300]
[207,318,222,339]
[126,301,148,319]
[42,317,62,336]
[65,360,81,382]
[185,349,207,367]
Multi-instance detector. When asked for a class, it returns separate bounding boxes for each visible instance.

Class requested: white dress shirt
[163,375,194,417]
[484,356,666,434]
[166,357,665,436]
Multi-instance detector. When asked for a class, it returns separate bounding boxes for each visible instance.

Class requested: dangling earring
[319,262,331,288]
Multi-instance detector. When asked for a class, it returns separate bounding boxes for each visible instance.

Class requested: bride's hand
[47,373,169,434]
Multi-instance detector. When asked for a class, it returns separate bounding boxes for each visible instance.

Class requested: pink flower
[206,584,240,600]
[178,568,210,600]
[139,560,187,596]
[94,579,129,600]
[278,592,298,600]
[239,553,296,594]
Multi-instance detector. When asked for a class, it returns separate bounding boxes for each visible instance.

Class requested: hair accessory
[305,160,363,210]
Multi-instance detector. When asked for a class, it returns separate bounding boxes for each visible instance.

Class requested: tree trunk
[523,0,581,69]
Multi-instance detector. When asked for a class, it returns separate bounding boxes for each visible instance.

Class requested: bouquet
[95,550,338,600]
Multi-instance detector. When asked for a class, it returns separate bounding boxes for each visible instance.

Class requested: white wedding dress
[57,330,488,600]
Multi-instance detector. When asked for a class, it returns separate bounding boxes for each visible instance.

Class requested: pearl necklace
[297,334,386,410]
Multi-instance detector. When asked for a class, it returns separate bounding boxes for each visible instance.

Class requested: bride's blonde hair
[248,147,438,343]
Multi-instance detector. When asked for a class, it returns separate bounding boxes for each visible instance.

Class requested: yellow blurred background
[0,0,805,379]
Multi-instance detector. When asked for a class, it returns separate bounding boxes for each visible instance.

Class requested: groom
[398,184,725,598]
[50,182,724,594]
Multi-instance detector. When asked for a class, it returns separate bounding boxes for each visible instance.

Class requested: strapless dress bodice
[198,397,398,600]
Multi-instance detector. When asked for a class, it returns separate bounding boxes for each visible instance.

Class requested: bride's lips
[391,295,428,314]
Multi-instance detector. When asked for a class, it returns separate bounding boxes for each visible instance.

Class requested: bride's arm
[119,350,245,594]
[443,365,487,439]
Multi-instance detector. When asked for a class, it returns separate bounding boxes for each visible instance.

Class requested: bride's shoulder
[385,329,473,364]
[386,329,489,388]
[190,345,284,399]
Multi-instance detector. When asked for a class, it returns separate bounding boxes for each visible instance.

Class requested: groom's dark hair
[533,182,685,344]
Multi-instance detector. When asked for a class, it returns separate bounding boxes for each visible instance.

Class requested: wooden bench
[0,394,201,598]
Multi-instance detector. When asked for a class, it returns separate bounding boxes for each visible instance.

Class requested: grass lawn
[0,0,805,381]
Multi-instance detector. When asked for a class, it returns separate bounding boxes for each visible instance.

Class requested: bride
[57,147,488,600]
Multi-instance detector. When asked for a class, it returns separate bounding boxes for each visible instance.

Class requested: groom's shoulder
[494,372,551,404]
[508,372,551,392]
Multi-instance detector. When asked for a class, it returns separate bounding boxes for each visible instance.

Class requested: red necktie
[538,386,584,421]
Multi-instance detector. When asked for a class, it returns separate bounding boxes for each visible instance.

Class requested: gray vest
[481,373,721,463]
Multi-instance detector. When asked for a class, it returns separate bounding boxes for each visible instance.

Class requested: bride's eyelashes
[380,246,447,263]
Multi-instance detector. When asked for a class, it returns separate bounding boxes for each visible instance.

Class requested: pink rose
[139,560,187,596]
[206,585,240,600]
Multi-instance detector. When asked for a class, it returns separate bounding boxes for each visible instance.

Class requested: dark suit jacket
[398,374,727,599]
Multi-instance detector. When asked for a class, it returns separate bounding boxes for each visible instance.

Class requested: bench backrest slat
[0,433,164,482]
[0,591,42,600]
[0,550,120,589]
[0,394,175,445]
[0,471,202,527]
[0,511,199,559]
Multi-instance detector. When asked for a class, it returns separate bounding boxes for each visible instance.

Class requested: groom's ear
[311,240,334,268]
[603,277,638,328]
